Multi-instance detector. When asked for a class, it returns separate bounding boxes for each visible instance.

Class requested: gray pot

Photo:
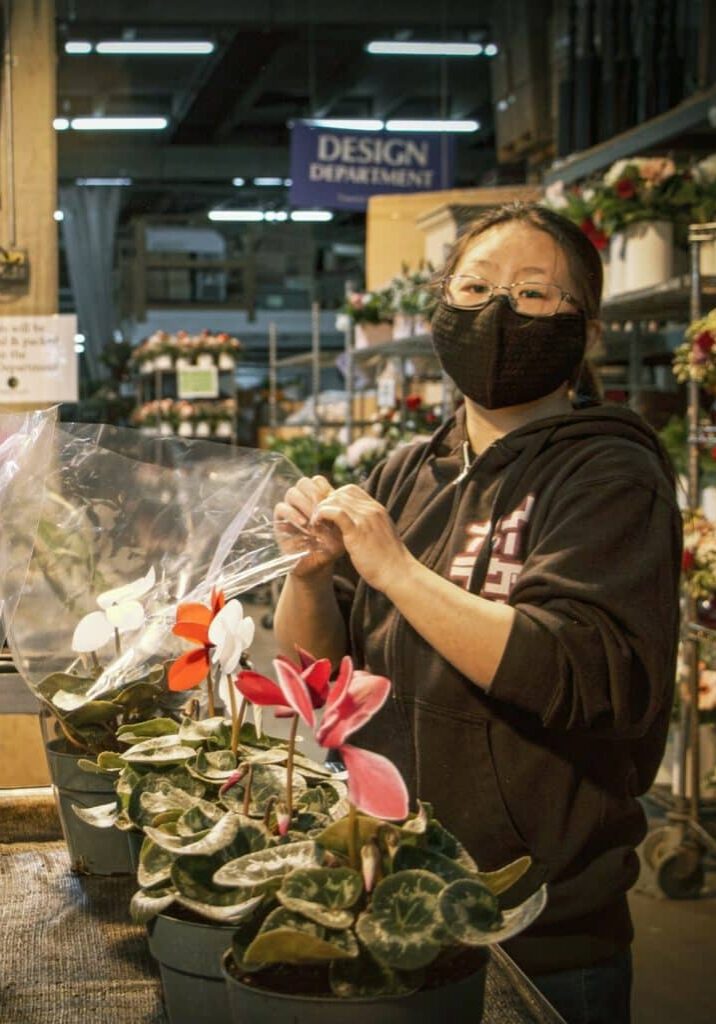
[44,739,133,876]
[221,949,487,1024]
[147,912,235,1024]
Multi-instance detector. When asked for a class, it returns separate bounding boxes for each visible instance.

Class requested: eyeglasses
[442,274,581,317]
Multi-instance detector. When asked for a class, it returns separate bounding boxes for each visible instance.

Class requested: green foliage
[266,435,343,480]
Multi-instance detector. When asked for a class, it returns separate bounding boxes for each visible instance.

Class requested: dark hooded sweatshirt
[333,403,681,976]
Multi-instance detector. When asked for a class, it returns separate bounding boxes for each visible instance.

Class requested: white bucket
[354,322,393,349]
[623,220,674,293]
[700,238,716,277]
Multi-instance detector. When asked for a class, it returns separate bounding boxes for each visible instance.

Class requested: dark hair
[441,202,604,403]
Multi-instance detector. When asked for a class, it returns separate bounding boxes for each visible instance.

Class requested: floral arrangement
[681,510,716,600]
[132,398,236,437]
[132,330,242,368]
[545,156,708,245]
[266,434,344,479]
[80,586,546,1000]
[332,396,441,486]
[338,287,395,326]
[389,263,437,318]
[673,308,716,390]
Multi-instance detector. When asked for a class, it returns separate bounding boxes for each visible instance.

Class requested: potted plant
[36,566,185,875]
[339,288,395,349]
[102,599,546,1024]
[673,308,716,393]
[389,263,436,340]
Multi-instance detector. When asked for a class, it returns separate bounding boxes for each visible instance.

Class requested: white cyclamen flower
[72,566,156,653]
[209,600,255,676]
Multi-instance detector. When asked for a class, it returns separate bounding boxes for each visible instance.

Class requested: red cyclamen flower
[235,647,331,722]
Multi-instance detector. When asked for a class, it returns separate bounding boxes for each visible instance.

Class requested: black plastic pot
[44,739,133,876]
[221,949,487,1024]
[127,828,144,872]
[147,912,236,1024]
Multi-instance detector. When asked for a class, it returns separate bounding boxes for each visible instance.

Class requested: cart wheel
[642,826,675,871]
[654,846,705,900]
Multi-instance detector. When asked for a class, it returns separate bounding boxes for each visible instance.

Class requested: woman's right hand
[274,475,346,579]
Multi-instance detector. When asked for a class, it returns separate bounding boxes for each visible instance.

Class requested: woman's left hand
[312,485,414,594]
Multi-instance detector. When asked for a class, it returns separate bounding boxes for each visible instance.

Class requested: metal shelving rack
[135,359,239,444]
[642,223,716,898]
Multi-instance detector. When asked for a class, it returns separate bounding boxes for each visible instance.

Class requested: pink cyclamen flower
[274,654,409,821]
[235,647,331,723]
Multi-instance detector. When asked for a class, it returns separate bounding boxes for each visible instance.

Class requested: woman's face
[453,222,582,315]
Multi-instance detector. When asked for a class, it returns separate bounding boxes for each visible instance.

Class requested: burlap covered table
[0,796,563,1024]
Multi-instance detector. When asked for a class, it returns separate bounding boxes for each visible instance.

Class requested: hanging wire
[3,0,17,247]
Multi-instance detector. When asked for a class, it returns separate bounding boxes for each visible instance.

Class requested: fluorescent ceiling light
[484,44,499,57]
[366,41,483,57]
[290,210,334,222]
[74,333,86,344]
[253,177,285,187]
[76,177,132,186]
[70,117,168,131]
[304,118,385,131]
[95,41,214,55]
[208,210,265,222]
[232,177,246,187]
[264,210,288,222]
[53,117,70,131]
[53,210,64,222]
[385,118,480,133]
[65,41,93,55]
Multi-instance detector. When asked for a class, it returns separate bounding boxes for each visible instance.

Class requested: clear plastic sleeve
[1,423,312,702]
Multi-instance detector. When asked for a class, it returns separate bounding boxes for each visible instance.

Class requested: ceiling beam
[59,0,493,28]
[58,140,289,181]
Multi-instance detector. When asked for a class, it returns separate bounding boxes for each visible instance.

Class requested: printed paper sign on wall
[290,124,455,211]
[0,315,78,403]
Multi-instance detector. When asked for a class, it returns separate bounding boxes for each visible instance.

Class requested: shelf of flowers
[545,154,716,305]
[338,263,436,350]
[131,398,237,439]
[132,329,242,374]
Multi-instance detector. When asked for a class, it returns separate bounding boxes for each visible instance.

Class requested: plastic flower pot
[147,912,236,1024]
[218,353,236,370]
[354,322,393,349]
[701,238,716,277]
[44,739,133,875]
[623,220,674,292]
[221,949,487,1024]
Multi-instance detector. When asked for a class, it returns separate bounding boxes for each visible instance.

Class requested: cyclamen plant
[80,592,547,999]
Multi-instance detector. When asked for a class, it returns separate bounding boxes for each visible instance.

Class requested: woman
[274,203,682,1024]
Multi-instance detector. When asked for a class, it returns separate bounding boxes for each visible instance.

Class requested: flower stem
[90,651,101,674]
[227,676,240,755]
[285,714,299,826]
[54,713,84,751]
[242,764,254,815]
[347,801,359,871]
[206,670,216,718]
[114,629,121,658]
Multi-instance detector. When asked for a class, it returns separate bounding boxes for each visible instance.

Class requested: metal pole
[311,300,321,435]
[344,317,354,444]
[268,321,278,431]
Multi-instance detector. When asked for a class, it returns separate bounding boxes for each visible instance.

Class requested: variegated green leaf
[214,840,324,891]
[438,878,501,944]
[178,716,231,746]
[219,763,305,817]
[186,748,238,783]
[230,914,269,974]
[127,768,205,828]
[175,799,226,836]
[144,811,242,856]
[277,867,362,929]
[137,837,173,888]
[122,735,197,766]
[424,821,479,873]
[441,883,547,947]
[244,907,358,965]
[392,844,474,884]
[76,758,105,775]
[130,885,176,924]
[97,751,127,772]
[330,948,423,998]
[170,853,265,922]
[476,856,532,896]
[70,800,118,829]
[291,752,342,779]
[315,813,383,856]
[237,746,288,767]
[116,718,179,745]
[356,870,446,970]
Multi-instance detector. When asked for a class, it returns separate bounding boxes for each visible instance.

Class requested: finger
[311,475,335,500]
[283,484,316,521]
[274,502,310,533]
[312,504,358,538]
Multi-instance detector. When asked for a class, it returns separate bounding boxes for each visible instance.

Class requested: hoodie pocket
[412,700,531,871]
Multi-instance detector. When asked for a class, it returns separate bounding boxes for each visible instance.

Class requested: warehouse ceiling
[55,0,498,222]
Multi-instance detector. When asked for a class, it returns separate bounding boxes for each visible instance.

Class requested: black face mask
[431,296,587,409]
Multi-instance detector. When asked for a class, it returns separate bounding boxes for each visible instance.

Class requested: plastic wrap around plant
[0,408,57,652]
[2,422,311,704]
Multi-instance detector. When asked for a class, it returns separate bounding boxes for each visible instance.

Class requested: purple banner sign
[289,123,455,211]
